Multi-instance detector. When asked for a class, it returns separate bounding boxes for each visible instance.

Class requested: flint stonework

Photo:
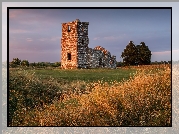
[61,19,116,69]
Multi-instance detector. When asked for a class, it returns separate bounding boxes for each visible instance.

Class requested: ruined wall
[93,46,116,68]
[61,19,116,69]
[87,49,104,68]
[61,20,78,69]
[76,21,89,68]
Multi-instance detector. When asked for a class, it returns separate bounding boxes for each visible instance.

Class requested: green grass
[20,68,137,83]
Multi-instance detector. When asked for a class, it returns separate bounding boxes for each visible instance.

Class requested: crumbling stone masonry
[61,19,116,69]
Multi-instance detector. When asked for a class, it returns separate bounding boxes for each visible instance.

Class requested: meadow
[9,64,171,126]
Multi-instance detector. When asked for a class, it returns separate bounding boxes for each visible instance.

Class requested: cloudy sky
[9,8,171,62]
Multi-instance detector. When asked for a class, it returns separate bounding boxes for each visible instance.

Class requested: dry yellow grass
[19,64,171,126]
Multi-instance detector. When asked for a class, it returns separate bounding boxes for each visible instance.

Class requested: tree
[11,58,21,65]
[21,60,29,67]
[29,62,36,67]
[136,42,152,65]
[38,62,43,67]
[121,41,138,66]
[121,41,152,66]
[10,58,21,67]
[55,62,61,67]
[51,62,61,67]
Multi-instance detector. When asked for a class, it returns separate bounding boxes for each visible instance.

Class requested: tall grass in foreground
[9,65,171,126]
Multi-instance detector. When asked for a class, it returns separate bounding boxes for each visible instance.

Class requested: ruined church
[61,19,116,69]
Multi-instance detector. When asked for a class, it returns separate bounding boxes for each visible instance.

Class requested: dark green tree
[11,58,21,65]
[136,42,152,65]
[168,61,171,64]
[55,62,61,67]
[21,60,29,67]
[10,58,21,67]
[121,41,138,66]
[121,41,152,66]
[37,62,45,67]
[29,62,36,67]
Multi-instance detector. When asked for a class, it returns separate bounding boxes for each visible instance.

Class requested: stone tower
[61,19,89,69]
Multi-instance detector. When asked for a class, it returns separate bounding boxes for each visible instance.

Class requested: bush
[21,60,29,67]
[9,69,63,126]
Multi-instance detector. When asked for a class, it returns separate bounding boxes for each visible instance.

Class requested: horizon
[7,59,172,63]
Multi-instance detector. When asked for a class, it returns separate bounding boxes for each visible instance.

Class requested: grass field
[9,64,171,126]
[13,67,137,82]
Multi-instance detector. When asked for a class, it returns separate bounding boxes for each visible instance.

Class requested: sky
[8,8,171,63]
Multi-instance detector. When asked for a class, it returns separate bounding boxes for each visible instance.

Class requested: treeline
[9,58,61,68]
[9,58,171,68]
[116,60,171,67]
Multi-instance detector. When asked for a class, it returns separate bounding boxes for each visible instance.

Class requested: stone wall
[61,19,116,69]
[61,20,78,69]
[76,21,89,68]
